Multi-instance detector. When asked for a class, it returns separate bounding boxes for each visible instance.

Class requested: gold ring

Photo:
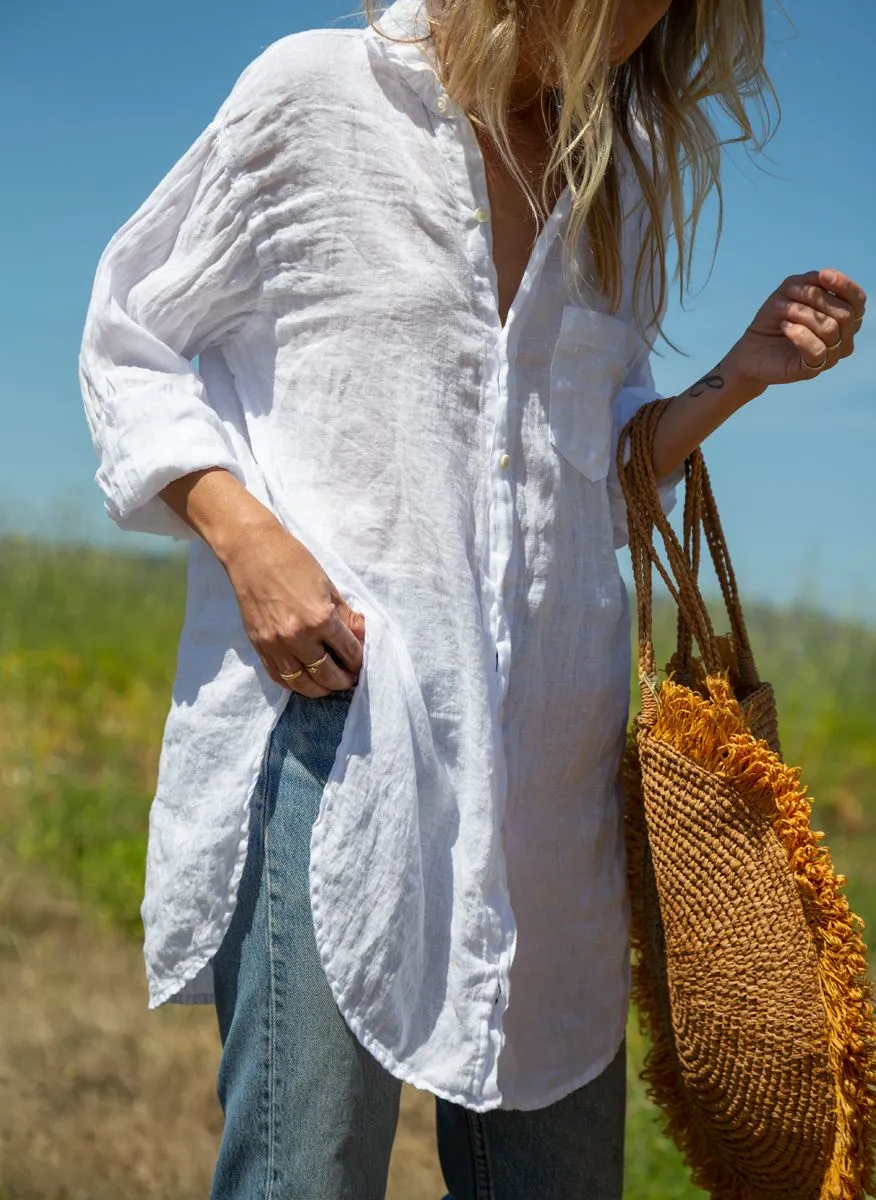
[801,353,828,373]
[304,652,330,675]
[280,668,305,682]
[854,313,864,328]
[825,335,843,350]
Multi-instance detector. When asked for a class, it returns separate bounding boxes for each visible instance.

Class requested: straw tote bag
[618,399,876,1199]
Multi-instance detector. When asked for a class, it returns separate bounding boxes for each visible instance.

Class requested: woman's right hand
[159,468,365,696]
[222,518,366,696]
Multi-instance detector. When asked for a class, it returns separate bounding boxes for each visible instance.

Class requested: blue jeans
[210,692,626,1199]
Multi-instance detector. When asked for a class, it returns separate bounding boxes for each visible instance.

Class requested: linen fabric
[78,0,676,1111]
[211,688,626,1199]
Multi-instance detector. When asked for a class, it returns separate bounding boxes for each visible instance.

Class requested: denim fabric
[210,692,626,1200]
[435,1044,626,1200]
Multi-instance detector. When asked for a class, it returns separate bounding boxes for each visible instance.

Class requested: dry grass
[0,850,444,1200]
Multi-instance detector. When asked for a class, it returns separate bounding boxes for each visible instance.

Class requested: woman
[79,0,865,1195]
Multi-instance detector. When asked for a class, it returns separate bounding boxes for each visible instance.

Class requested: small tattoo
[689,366,725,398]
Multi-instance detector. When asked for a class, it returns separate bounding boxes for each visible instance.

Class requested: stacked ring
[279,652,330,684]
[801,354,828,374]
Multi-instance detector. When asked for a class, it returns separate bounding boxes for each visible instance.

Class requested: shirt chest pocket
[548,306,634,483]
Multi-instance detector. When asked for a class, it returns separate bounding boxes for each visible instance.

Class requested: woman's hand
[158,469,365,696]
[726,267,866,398]
[649,267,866,479]
[222,518,366,696]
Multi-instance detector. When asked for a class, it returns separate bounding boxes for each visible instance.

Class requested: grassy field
[2,536,875,1198]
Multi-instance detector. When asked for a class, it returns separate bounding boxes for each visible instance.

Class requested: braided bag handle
[617,400,761,721]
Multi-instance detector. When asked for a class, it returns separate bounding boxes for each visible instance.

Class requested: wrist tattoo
[689,363,725,399]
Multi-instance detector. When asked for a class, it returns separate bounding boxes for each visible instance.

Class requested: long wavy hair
[364,0,777,335]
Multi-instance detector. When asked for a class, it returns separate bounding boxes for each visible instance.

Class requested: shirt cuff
[608,386,682,550]
[95,382,244,539]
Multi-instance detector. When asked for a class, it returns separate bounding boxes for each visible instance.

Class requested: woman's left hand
[726,267,866,398]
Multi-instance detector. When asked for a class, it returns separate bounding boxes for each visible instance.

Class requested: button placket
[428,102,560,1081]
[445,114,518,1063]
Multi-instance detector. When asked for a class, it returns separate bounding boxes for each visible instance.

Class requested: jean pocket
[549,305,633,483]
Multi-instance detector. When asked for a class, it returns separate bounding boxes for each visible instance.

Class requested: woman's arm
[78,120,264,540]
[80,115,366,699]
[159,468,276,565]
[651,268,867,480]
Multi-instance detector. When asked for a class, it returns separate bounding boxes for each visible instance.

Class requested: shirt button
[499,452,510,470]
[473,206,490,224]
[436,95,449,115]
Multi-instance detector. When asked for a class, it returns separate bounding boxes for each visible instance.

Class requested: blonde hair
[365,0,777,335]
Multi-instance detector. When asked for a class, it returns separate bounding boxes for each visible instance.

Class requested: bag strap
[675,452,703,685]
[696,453,759,687]
[617,400,760,718]
[621,402,719,714]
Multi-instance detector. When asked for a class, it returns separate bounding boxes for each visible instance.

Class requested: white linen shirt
[79,0,676,1112]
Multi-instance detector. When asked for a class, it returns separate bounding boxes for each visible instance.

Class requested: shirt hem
[144,686,288,1011]
[164,989,214,1006]
[496,1017,629,1112]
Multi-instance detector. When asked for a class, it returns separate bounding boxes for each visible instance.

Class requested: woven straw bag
[618,400,876,1199]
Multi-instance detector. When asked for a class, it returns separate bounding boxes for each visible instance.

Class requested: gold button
[473,206,490,224]
[499,453,510,470]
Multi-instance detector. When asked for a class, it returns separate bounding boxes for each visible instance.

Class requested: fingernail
[823,270,837,286]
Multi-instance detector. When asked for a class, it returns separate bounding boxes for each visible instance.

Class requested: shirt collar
[367,0,574,230]
[367,0,457,119]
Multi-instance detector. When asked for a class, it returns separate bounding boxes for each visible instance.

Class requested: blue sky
[1,0,874,619]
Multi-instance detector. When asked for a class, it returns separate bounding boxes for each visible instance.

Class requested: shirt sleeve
[607,340,681,550]
[78,119,263,539]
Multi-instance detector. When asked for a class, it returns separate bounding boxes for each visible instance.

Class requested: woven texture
[619,401,876,1199]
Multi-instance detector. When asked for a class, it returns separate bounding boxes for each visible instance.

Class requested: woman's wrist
[159,468,281,567]
[714,343,769,411]
[650,351,766,480]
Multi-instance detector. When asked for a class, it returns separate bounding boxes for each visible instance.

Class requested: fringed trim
[644,673,876,1199]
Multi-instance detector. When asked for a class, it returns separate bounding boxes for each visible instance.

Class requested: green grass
[0,537,185,934]
[2,535,876,1197]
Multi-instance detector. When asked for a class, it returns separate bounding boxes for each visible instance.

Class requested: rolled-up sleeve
[78,119,263,538]
[607,340,681,549]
